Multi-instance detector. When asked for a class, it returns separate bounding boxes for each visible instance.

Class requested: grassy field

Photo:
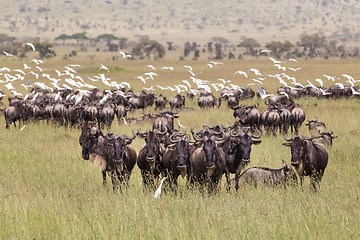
[0,52,359,239]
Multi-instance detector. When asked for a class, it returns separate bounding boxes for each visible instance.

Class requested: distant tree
[167,41,174,51]
[0,33,15,44]
[119,38,128,49]
[297,33,327,58]
[71,33,89,45]
[132,40,165,60]
[214,43,223,59]
[34,42,56,59]
[54,34,71,45]
[194,49,200,58]
[184,42,191,57]
[96,34,119,45]
[228,52,235,59]
[237,38,260,56]
[207,42,213,56]
[265,40,294,58]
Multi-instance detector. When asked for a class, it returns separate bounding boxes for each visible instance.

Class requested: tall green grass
[0,58,359,239]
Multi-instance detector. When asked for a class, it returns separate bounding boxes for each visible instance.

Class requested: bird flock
[1,46,360,103]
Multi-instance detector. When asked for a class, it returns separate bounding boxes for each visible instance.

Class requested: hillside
[0,0,359,45]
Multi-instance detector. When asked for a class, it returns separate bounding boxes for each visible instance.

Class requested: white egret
[154,177,167,199]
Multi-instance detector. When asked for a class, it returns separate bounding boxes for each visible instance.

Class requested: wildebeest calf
[237,160,298,189]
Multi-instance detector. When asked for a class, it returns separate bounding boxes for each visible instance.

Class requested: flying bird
[209,61,223,65]
[315,79,324,88]
[146,65,156,71]
[257,49,272,54]
[137,76,146,84]
[257,86,273,100]
[99,64,110,72]
[323,75,335,81]
[288,58,298,62]
[307,80,319,90]
[288,67,302,71]
[274,64,286,71]
[3,51,13,57]
[234,70,248,78]
[23,64,31,69]
[249,68,262,76]
[32,59,43,65]
[23,42,36,51]
[268,57,284,64]
[161,66,174,70]
[350,87,360,95]
[207,63,214,68]
[320,88,331,96]
[119,51,131,58]
[184,65,193,71]
[144,72,158,80]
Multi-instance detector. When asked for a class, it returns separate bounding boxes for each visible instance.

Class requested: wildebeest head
[191,125,226,176]
[283,134,314,166]
[113,131,136,172]
[168,129,190,177]
[229,127,262,164]
[137,126,166,172]
[282,160,298,185]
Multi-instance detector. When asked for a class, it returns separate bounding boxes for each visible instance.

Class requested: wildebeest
[222,127,262,191]
[279,106,292,134]
[313,130,337,148]
[169,94,185,110]
[155,94,167,110]
[306,118,327,134]
[115,104,129,124]
[261,107,280,135]
[237,160,298,189]
[289,104,306,135]
[112,131,137,188]
[98,103,115,129]
[233,105,262,131]
[189,126,226,192]
[283,134,328,190]
[52,103,67,126]
[152,111,179,133]
[161,129,192,189]
[266,95,294,107]
[84,104,98,122]
[4,102,25,129]
[137,127,167,188]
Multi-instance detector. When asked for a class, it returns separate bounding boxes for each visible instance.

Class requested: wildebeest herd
[1,86,337,194]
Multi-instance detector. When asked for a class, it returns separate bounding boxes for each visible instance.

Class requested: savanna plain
[0,51,359,239]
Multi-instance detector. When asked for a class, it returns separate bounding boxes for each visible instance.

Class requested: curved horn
[250,128,262,139]
[154,125,168,135]
[284,133,293,142]
[177,127,186,137]
[137,125,147,138]
[120,130,136,141]
[230,128,243,138]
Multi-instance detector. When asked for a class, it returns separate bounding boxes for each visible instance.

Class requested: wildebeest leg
[235,173,240,192]
[216,176,222,193]
[102,171,107,186]
[225,171,231,192]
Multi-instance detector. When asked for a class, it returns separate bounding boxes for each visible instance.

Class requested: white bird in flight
[207,63,214,68]
[184,65,193,71]
[154,177,167,199]
[24,42,36,51]
[99,64,110,72]
[144,72,158,80]
[234,70,248,78]
[146,65,156,71]
[257,86,273,100]
[161,66,174,70]
[119,51,131,58]
[3,51,13,57]
[323,75,335,81]
[269,57,284,64]
[257,49,272,54]
[350,87,360,95]
[32,59,43,65]
[288,67,301,71]
[209,61,223,65]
